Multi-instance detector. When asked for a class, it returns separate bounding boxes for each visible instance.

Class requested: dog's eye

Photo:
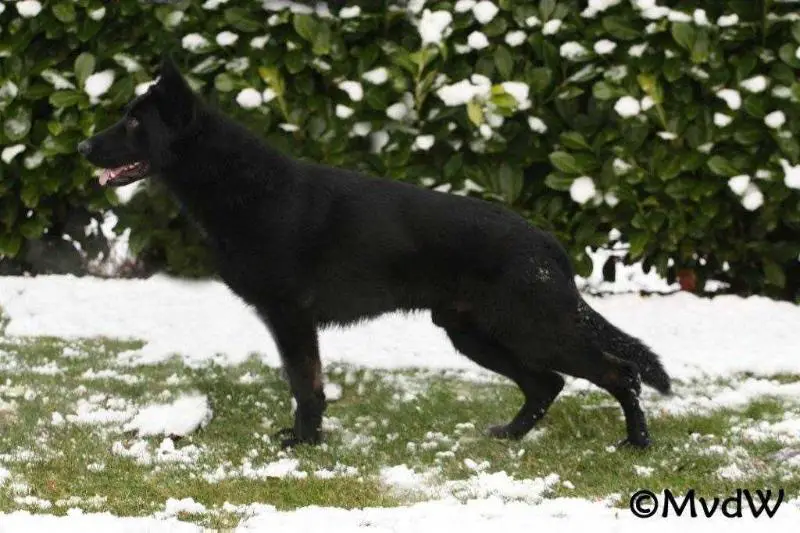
[127,118,140,129]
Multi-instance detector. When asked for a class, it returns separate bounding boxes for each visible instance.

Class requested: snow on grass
[0,513,200,533]
[235,496,800,531]
[123,393,212,437]
[2,272,800,382]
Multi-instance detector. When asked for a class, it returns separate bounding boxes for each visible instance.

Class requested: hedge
[1,0,800,300]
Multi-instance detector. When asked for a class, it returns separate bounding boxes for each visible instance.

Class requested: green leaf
[628,232,650,260]
[491,92,517,110]
[494,46,514,79]
[312,23,332,55]
[225,7,261,32]
[663,58,683,82]
[74,52,95,88]
[560,131,591,151]
[444,154,463,179]
[549,151,580,174]
[20,218,46,240]
[214,73,235,92]
[778,44,800,68]
[4,108,31,141]
[706,155,737,177]
[671,22,695,51]
[690,30,710,64]
[497,164,523,204]
[528,67,552,94]
[52,2,76,23]
[544,172,573,191]
[293,14,317,41]
[793,21,800,43]
[258,67,285,95]
[467,100,483,126]
[20,185,39,208]
[49,90,84,108]
[743,95,766,118]
[601,16,640,41]
[733,124,762,145]
[0,234,22,257]
[557,86,584,100]
[284,51,305,74]
[592,81,615,100]
[763,259,786,288]
[540,0,556,20]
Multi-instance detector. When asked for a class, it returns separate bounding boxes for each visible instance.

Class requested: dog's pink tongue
[99,168,119,186]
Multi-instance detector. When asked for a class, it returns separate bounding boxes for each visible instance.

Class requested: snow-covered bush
[1,0,799,298]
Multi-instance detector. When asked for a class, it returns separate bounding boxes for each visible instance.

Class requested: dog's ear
[154,55,197,129]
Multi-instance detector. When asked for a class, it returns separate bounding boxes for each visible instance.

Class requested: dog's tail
[577,298,672,395]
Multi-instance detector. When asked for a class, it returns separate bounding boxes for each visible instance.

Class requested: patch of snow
[780,159,800,190]
[560,42,588,60]
[123,393,211,437]
[338,81,364,102]
[716,89,742,110]
[236,88,262,109]
[1,145,26,164]
[594,39,617,55]
[505,31,526,47]
[614,96,641,118]
[728,175,751,196]
[740,75,768,93]
[182,34,210,52]
[418,10,453,45]
[765,110,786,129]
[84,71,115,103]
[528,116,547,133]
[714,113,733,127]
[542,19,562,35]
[741,184,764,211]
[472,1,498,24]
[81,369,140,385]
[467,31,490,50]
[216,31,239,47]
[339,6,360,19]
[4,276,800,382]
[718,14,739,26]
[16,1,43,18]
[362,67,389,85]
[569,177,596,205]
[160,497,207,517]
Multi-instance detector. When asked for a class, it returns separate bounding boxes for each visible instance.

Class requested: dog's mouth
[99,161,151,187]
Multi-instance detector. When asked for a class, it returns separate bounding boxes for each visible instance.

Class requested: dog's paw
[274,427,321,448]
[486,424,523,440]
[617,435,651,449]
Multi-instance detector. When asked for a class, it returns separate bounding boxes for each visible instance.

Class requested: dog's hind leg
[554,347,651,448]
[433,308,564,440]
[258,302,326,448]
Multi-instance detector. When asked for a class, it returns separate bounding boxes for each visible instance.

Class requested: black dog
[79,57,671,448]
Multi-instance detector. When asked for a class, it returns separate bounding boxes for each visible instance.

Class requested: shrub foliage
[1,0,800,299]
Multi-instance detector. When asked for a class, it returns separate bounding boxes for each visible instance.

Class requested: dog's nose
[77,140,92,156]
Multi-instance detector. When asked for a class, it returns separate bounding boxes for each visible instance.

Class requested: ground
[1,262,800,531]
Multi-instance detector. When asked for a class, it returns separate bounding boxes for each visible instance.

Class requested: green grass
[1,335,799,528]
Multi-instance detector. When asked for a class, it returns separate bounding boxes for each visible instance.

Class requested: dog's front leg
[259,302,326,448]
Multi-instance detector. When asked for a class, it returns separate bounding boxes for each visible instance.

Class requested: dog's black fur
[79,57,672,448]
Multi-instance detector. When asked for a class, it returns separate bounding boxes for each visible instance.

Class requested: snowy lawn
[1,324,800,528]
[1,274,800,530]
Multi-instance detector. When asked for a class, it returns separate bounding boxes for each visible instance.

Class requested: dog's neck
[157,107,297,240]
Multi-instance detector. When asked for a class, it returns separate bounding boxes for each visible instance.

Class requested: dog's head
[78,56,198,187]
